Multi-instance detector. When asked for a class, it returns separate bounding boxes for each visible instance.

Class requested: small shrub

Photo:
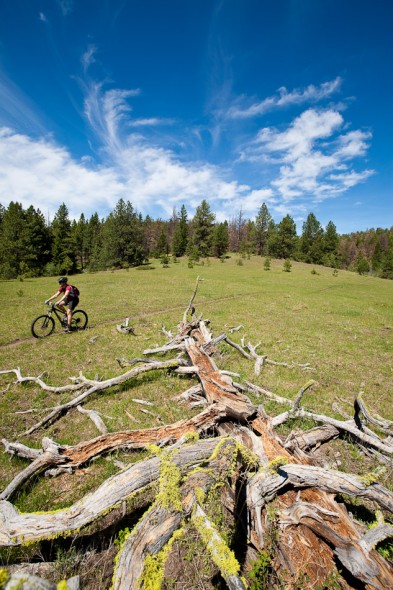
[283,259,292,272]
[263,257,271,271]
[311,268,319,275]
[236,258,243,266]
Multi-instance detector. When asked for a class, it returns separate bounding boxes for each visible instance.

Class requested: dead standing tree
[1,280,393,590]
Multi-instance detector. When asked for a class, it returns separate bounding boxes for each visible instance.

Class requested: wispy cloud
[57,0,73,16]
[0,64,374,226]
[227,77,342,119]
[240,108,374,202]
[128,118,175,127]
[39,12,48,23]
[0,69,47,136]
[81,45,97,74]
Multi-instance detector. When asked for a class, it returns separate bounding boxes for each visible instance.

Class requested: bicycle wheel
[31,315,55,338]
[72,310,88,330]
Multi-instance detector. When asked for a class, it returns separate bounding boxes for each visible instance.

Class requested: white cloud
[0,72,375,226]
[0,125,268,222]
[243,108,374,202]
[39,12,48,23]
[128,118,175,127]
[227,77,342,119]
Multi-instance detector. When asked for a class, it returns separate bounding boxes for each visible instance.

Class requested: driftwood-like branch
[76,405,108,434]
[355,391,393,435]
[271,408,393,455]
[0,438,220,546]
[1,406,227,500]
[21,358,187,436]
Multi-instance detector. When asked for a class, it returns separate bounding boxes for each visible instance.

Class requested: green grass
[0,256,393,510]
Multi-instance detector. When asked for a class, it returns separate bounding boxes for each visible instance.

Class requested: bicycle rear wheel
[72,310,88,330]
[31,315,55,338]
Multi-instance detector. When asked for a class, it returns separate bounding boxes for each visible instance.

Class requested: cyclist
[45,277,79,332]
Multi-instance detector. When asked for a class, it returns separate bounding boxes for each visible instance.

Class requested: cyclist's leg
[67,298,79,330]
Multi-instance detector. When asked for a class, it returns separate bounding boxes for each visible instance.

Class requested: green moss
[138,528,184,590]
[0,568,10,587]
[184,431,199,443]
[155,450,182,512]
[193,514,240,578]
[267,456,289,473]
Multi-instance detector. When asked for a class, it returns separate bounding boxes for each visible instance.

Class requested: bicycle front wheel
[31,315,55,338]
[72,310,88,330]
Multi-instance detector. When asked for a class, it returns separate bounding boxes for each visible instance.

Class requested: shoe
[63,327,72,333]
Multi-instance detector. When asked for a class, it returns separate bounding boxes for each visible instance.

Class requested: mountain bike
[31,303,88,338]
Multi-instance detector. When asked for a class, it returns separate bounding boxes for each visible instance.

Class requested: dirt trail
[0,293,255,350]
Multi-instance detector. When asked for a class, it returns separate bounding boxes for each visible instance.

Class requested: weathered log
[113,437,243,590]
[0,438,220,546]
[1,405,227,500]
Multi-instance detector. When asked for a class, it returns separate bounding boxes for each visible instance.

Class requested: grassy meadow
[0,255,393,514]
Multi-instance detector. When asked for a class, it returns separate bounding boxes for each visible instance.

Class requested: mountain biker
[45,277,79,332]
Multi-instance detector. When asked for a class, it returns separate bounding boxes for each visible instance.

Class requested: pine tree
[300,213,324,264]
[212,221,229,258]
[323,221,339,267]
[274,215,297,259]
[172,205,189,257]
[255,203,273,255]
[101,199,146,268]
[23,206,51,276]
[50,203,76,274]
[190,200,215,258]
[0,202,26,278]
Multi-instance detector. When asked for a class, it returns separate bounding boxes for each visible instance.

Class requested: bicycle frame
[47,303,67,324]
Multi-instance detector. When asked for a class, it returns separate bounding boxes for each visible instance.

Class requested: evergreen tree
[322,221,339,267]
[101,199,146,268]
[72,213,90,270]
[0,202,27,278]
[356,252,370,275]
[86,213,104,271]
[380,250,393,279]
[190,199,215,257]
[172,205,189,257]
[273,215,297,259]
[155,229,168,257]
[23,206,51,276]
[300,213,324,264]
[212,221,229,258]
[255,203,273,255]
[50,203,76,274]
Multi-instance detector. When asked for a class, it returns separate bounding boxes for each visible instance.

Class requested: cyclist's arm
[45,289,62,304]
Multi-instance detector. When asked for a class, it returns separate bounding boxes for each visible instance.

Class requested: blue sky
[0,0,392,233]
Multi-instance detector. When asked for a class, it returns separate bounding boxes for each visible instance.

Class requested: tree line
[0,199,392,280]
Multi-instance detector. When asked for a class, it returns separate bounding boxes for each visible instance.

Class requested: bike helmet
[58,277,67,284]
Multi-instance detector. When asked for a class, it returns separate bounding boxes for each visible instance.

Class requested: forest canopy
[0,199,392,280]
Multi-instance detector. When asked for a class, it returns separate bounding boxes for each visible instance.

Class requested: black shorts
[65,297,79,311]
